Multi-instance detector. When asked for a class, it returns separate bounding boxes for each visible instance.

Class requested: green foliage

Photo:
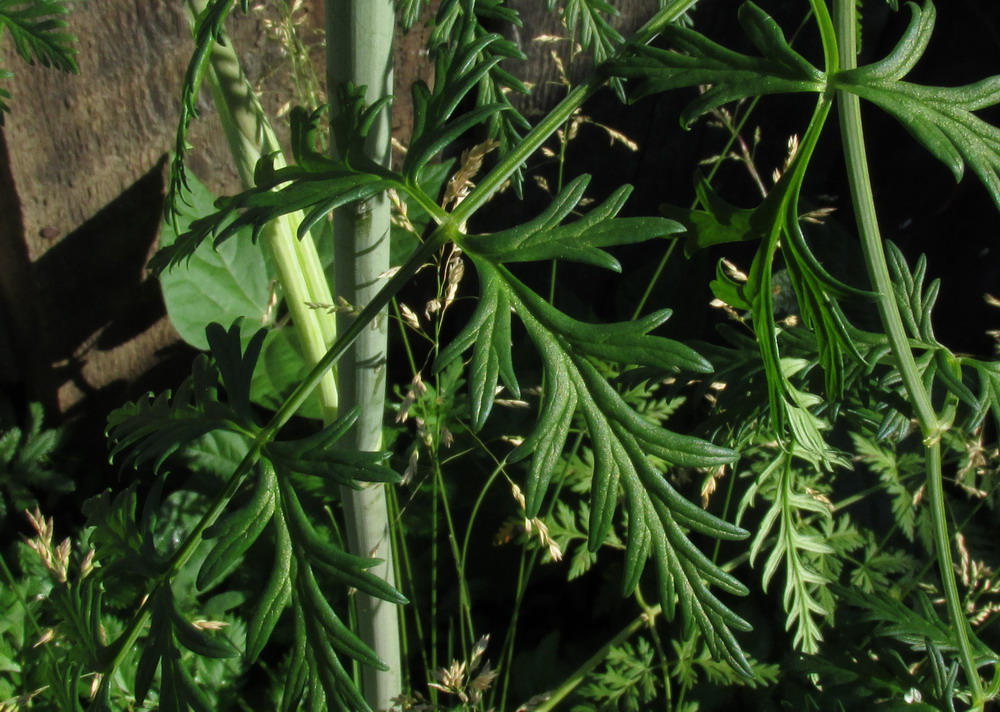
[17,0,1000,709]
[397,0,429,29]
[0,0,78,120]
[153,100,402,273]
[158,170,276,351]
[832,2,1000,210]
[0,404,72,526]
[96,324,407,710]
[427,0,530,189]
[573,638,659,712]
[436,176,753,672]
[612,2,824,128]
[167,0,252,225]
[547,0,624,80]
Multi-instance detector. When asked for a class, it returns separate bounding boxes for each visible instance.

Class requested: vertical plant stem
[326,1,401,708]
[832,1,984,705]
[186,0,339,418]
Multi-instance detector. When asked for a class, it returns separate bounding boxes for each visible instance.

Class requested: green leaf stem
[833,2,1000,210]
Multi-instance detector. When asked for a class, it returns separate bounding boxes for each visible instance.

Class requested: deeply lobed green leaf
[437,178,752,674]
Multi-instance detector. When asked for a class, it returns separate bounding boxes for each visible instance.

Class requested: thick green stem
[327,1,401,708]
[832,1,984,705]
[187,0,339,418]
[100,229,449,701]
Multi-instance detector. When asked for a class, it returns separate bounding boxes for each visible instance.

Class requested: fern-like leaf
[0,0,78,122]
[166,0,250,223]
[106,322,406,709]
[438,176,753,674]
[134,587,235,712]
[0,0,78,71]
[106,326,265,473]
[743,452,836,654]
[548,0,624,66]
[152,102,403,273]
[427,0,530,189]
[397,0,429,29]
[837,586,999,665]
[406,28,516,179]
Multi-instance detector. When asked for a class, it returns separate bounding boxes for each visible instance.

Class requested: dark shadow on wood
[0,129,54,411]
[32,156,167,364]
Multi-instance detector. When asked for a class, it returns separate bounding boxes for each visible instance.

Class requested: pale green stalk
[831,0,985,706]
[326,1,400,708]
[186,0,339,418]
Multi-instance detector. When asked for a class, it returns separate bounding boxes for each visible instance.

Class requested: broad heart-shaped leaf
[159,170,276,351]
[833,1,1000,211]
[609,2,824,127]
[250,327,328,421]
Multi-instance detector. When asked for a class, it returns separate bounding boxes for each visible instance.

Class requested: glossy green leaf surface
[834,2,1000,210]
[439,179,751,673]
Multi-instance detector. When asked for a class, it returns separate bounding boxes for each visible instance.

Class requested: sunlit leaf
[834,2,1000,210]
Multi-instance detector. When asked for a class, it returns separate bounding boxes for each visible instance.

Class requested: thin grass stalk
[326,1,401,708]
[186,0,339,418]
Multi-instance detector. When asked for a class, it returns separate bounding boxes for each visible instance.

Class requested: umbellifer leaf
[440,182,751,675]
